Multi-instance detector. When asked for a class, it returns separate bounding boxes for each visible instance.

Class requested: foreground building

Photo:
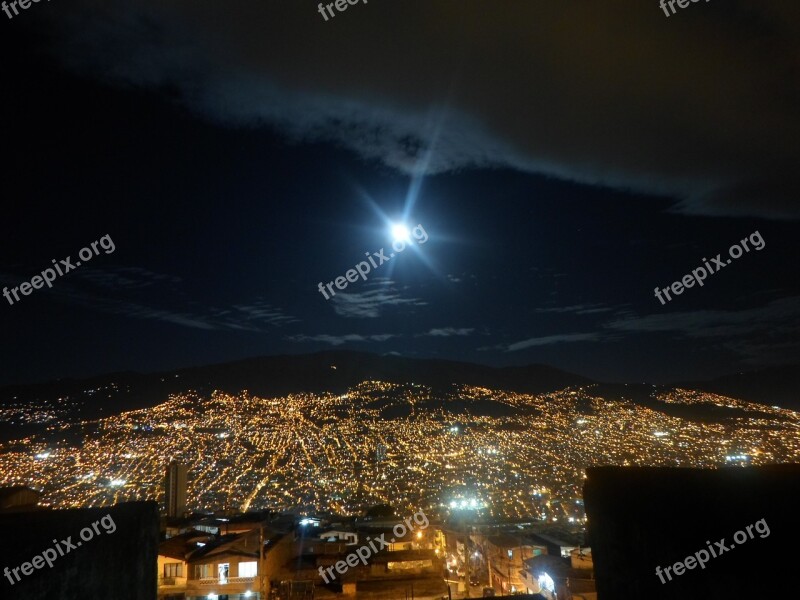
[0,501,159,600]
[584,465,800,599]
[158,525,295,600]
[483,535,543,594]
[0,485,41,513]
[157,512,447,600]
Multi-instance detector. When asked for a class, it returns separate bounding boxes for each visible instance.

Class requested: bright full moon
[391,223,410,242]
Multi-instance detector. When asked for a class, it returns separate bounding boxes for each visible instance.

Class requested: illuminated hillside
[1,382,798,519]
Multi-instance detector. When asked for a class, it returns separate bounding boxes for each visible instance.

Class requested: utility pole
[260,524,267,600]
[480,531,490,593]
[463,521,470,599]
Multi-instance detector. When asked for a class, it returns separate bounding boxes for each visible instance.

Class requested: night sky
[1,1,798,387]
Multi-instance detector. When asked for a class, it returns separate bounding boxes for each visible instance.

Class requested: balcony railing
[158,576,187,587]
[193,577,256,586]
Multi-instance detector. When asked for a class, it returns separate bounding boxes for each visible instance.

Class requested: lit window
[239,562,258,577]
[194,564,213,579]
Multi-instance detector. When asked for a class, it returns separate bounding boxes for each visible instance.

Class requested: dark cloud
[606,296,800,364]
[42,0,800,218]
[484,294,800,363]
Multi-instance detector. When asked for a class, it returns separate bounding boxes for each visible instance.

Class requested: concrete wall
[0,501,158,600]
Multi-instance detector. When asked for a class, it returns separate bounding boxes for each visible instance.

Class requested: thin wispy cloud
[75,267,182,289]
[330,280,427,319]
[535,303,617,315]
[0,269,297,332]
[286,333,397,346]
[232,301,300,327]
[486,332,603,353]
[423,327,474,337]
[505,332,602,352]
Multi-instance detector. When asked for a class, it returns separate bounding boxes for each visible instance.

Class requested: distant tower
[165,461,187,518]
[376,443,387,464]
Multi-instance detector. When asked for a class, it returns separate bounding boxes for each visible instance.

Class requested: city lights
[0,382,797,518]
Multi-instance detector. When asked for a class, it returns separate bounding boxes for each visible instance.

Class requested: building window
[164,563,183,578]
[218,563,230,584]
[194,564,213,579]
[507,550,514,559]
[239,561,258,577]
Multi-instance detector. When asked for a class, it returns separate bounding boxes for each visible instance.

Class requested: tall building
[376,443,387,464]
[165,461,187,518]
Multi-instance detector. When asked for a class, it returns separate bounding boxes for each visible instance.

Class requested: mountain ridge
[679,365,799,410]
[0,351,593,431]
[2,353,797,429]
